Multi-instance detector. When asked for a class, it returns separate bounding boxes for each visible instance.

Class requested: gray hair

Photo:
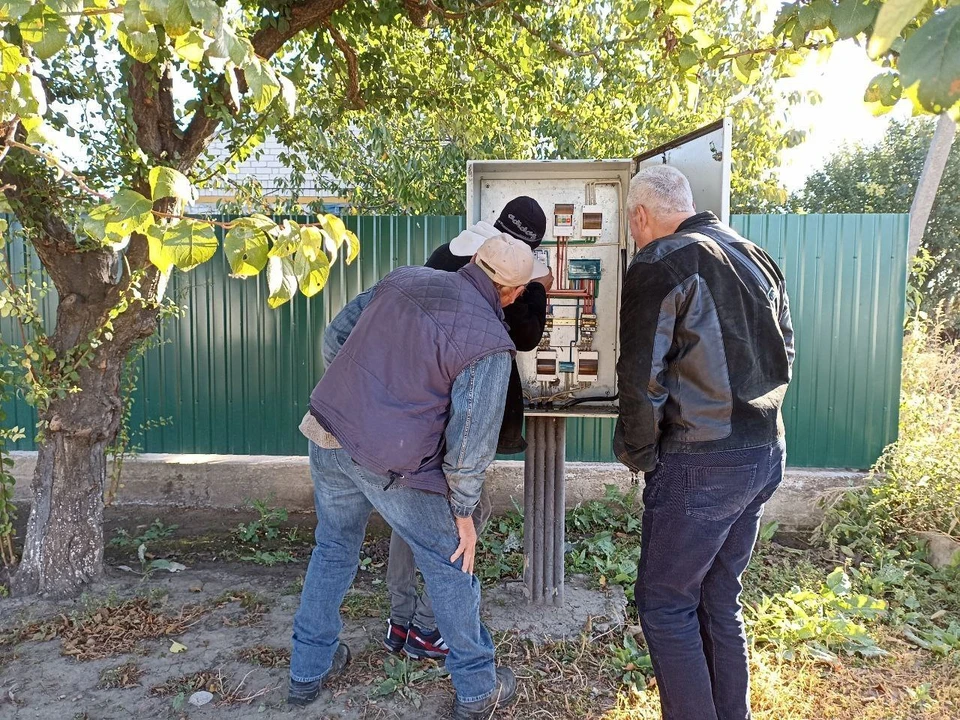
[627,165,695,216]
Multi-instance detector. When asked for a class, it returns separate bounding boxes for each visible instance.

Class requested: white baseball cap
[474,233,549,287]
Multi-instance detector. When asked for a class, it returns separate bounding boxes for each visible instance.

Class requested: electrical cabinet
[466,119,731,417]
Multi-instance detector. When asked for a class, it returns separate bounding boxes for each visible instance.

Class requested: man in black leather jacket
[615,166,794,720]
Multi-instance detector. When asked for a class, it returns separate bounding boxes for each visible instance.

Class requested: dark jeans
[635,439,785,720]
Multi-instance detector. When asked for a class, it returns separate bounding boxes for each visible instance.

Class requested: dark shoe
[287,643,352,707]
[383,618,409,654]
[451,668,518,719]
[403,625,449,660]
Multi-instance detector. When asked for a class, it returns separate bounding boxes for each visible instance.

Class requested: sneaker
[383,618,409,654]
[287,642,351,707]
[451,667,518,719]
[402,625,449,660]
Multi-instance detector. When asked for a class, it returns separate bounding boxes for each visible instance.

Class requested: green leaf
[269,220,300,258]
[899,7,960,114]
[141,0,169,25]
[208,23,250,66]
[118,22,160,63]
[124,0,151,33]
[19,4,70,60]
[174,28,208,64]
[149,166,192,203]
[678,47,698,71]
[163,0,192,37]
[798,0,834,31]
[832,0,876,39]
[159,219,218,271]
[625,1,649,24]
[244,58,280,112]
[186,0,219,31]
[825,568,852,596]
[82,204,127,246]
[863,71,902,114]
[294,244,330,297]
[0,0,33,23]
[224,219,271,276]
[110,189,154,234]
[868,0,926,57]
[266,256,298,308]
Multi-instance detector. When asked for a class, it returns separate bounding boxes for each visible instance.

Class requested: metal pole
[532,417,545,603]
[554,418,566,606]
[523,424,534,599]
[523,415,567,605]
[543,418,556,605]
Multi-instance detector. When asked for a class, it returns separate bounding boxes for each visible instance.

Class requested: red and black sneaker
[383,619,409,654]
[403,625,449,660]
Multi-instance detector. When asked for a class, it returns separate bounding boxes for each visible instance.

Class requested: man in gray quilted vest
[288,233,547,719]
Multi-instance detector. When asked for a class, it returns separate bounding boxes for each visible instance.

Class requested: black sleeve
[424,243,463,272]
[503,282,548,352]
[613,261,685,474]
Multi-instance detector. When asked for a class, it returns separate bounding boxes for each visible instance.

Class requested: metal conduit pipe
[523,416,567,605]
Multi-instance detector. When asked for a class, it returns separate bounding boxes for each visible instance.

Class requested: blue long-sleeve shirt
[322,285,510,517]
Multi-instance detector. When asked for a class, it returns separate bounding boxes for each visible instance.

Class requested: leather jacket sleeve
[503,281,548,352]
[778,282,795,377]
[614,262,685,474]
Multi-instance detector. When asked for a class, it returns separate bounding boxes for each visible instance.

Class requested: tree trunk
[11,340,133,598]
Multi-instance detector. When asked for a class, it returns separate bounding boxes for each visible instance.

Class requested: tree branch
[424,0,509,20]
[323,20,365,110]
[7,141,109,201]
[510,12,602,61]
[177,0,350,171]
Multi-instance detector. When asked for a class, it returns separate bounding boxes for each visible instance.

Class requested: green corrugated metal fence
[2,213,908,468]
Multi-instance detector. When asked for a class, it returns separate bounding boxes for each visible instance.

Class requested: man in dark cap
[382,197,554,662]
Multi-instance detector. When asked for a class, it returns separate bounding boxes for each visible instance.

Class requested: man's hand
[450,515,478,574]
[532,268,554,293]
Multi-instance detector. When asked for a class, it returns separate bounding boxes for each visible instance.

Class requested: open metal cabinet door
[634,117,732,224]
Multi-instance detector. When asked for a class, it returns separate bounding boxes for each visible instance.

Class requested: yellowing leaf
[159,219,218,271]
[294,245,330,297]
[224,219,271,276]
[898,7,960,114]
[244,58,280,113]
[118,22,160,63]
[268,219,300,258]
[149,166,192,203]
[110,189,154,234]
[164,0,192,37]
[0,0,33,23]
[19,4,69,60]
[147,225,174,273]
[124,0,151,33]
[344,229,360,265]
[868,0,926,57]
[266,255,298,308]
[174,29,209,64]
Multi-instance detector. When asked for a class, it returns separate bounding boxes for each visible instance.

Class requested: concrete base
[482,577,628,641]
[10,451,869,531]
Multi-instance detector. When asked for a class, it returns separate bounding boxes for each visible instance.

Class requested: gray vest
[310,263,515,495]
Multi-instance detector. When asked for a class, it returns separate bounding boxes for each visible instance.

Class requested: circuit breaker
[465,119,731,417]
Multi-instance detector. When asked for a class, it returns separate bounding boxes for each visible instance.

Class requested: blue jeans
[290,442,497,704]
[635,440,785,720]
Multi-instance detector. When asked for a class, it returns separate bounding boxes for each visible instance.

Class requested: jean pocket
[683,463,757,521]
